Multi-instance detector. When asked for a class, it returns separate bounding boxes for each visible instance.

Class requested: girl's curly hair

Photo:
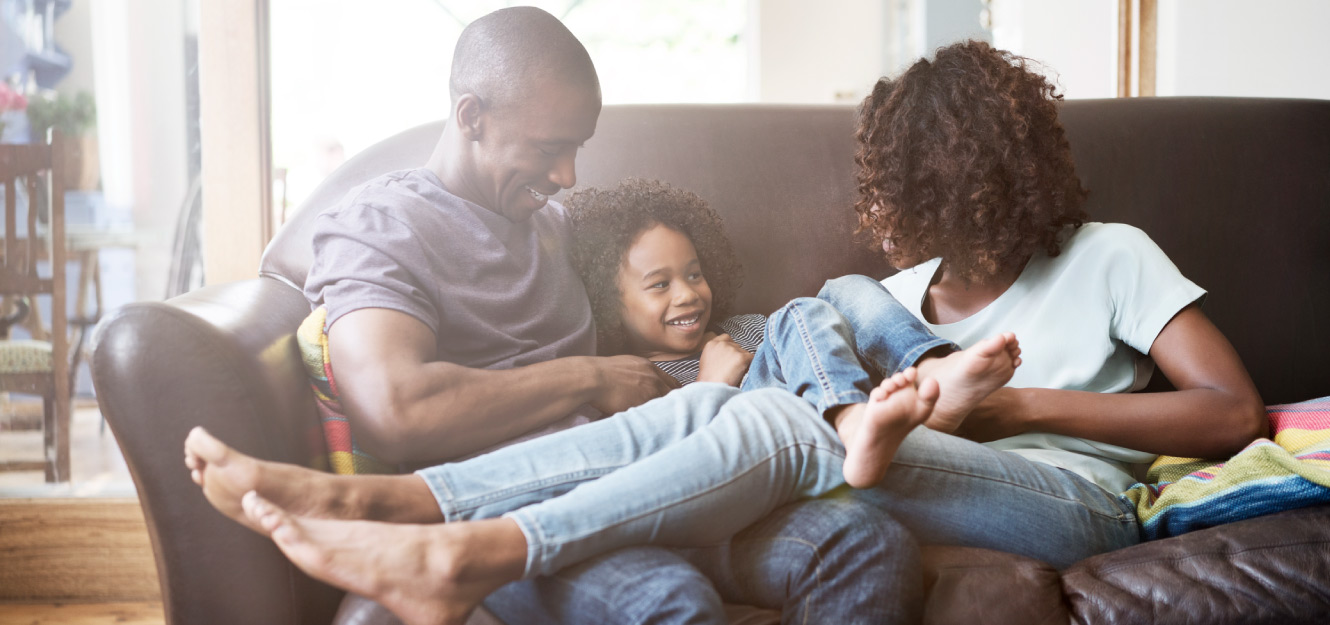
[566,178,744,356]
[854,40,1088,283]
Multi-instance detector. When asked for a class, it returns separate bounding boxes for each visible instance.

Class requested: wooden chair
[0,133,70,482]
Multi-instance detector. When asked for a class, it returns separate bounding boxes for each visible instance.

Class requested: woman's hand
[697,334,753,387]
[950,306,1267,457]
[947,388,1030,442]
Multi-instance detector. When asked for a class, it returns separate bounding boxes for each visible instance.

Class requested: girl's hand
[697,334,753,387]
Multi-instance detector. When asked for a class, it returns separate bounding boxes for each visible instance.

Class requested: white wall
[987,0,1330,101]
[90,0,188,301]
[1158,0,1330,100]
[752,0,888,103]
[989,0,1118,98]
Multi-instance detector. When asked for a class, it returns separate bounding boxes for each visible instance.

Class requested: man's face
[470,83,601,221]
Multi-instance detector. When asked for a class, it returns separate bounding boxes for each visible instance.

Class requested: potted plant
[26,90,98,190]
[0,83,28,143]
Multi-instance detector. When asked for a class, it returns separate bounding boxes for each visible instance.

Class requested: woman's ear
[454,93,484,141]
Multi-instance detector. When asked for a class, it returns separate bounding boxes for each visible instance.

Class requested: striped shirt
[652,314,767,385]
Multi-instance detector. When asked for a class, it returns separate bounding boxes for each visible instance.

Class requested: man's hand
[587,355,680,416]
[696,334,753,387]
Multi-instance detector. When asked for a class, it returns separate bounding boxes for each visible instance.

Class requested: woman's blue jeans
[416,275,1141,603]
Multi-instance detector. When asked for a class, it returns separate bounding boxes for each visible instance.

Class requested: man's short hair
[449,7,600,111]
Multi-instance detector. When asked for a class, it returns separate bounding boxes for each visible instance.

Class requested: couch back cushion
[262,99,1330,403]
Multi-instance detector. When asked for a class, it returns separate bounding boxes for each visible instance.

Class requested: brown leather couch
[93,98,1330,624]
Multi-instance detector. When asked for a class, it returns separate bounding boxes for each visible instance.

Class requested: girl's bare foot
[243,492,526,625]
[914,333,1021,433]
[834,368,939,488]
[184,426,441,532]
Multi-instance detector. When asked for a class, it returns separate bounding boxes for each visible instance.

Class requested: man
[199,7,917,624]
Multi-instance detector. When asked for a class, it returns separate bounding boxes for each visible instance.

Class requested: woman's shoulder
[1055,222,1169,265]
[1064,222,1156,251]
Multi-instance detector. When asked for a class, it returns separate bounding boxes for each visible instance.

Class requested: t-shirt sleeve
[1102,225,1207,355]
[717,314,767,352]
[304,203,441,333]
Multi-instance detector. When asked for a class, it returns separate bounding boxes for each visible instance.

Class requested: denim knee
[484,546,727,625]
[817,274,878,303]
[714,495,923,625]
[794,495,923,624]
[766,296,823,335]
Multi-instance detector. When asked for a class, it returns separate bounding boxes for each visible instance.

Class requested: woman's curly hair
[854,40,1088,283]
[567,178,744,356]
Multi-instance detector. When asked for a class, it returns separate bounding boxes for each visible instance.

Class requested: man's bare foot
[914,333,1021,434]
[834,368,939,488]
[184,426,441,532]
[243,492,526,625]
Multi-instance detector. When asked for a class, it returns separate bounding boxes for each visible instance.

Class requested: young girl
[566,177,1020,486]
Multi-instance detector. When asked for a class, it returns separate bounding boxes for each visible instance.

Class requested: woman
[841,39,1266,562]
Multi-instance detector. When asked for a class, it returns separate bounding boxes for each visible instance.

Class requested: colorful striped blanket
[1121,396,1330,540]
[297,306,396,475]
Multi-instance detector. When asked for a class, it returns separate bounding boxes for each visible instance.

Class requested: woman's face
[869,203,904,268]
[616,224,714,360]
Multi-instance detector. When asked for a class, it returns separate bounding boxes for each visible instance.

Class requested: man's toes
[243,491,283,530]
[186,427,232,465]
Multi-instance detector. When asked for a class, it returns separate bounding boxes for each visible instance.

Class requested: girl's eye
[688,272,704,281]
[650,281,669,289]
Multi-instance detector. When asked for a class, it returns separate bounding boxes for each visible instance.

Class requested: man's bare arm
[328,308,677,463]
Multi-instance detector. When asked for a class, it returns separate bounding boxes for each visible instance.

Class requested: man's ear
[454,94,484,141]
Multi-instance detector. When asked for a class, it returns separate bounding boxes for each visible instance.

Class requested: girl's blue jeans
[416,275,1141,617]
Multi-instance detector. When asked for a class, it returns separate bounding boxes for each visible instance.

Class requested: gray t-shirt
[304,167,596,373]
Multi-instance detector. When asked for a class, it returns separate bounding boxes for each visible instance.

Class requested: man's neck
[426,128,480,205]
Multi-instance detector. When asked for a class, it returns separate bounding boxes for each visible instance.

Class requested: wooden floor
[1,400,162,624]
[0,399,135,496]
[0,601,164,625]
[0,498,162,624]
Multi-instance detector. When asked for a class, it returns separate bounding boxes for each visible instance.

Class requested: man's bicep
[326,308,439,428]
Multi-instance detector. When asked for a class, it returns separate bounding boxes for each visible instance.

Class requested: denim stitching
[895,338,954,374]
[506,508,548,578]
[788,301,839,409]
[447,466,623,516]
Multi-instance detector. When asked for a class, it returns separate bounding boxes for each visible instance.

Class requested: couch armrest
[1062,505,1330,624]
[91,277,343,625]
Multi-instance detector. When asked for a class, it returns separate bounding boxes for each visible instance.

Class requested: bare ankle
[354,475,445,523]
[826,403,863,430]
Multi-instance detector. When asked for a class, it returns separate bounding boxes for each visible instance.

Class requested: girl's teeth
[527,187,547,200]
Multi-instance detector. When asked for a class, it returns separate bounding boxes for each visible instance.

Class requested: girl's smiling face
[616,223,713,360]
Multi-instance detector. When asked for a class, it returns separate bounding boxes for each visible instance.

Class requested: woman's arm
[956,305,1268,458]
